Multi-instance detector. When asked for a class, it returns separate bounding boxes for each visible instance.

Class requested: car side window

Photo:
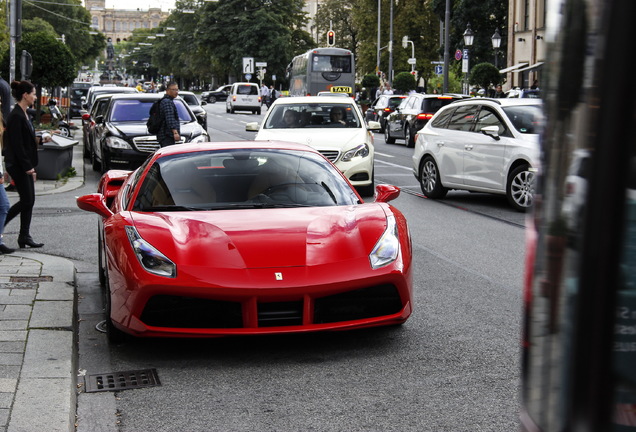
[475,106,506,135]
[430,107,454,129]
[447,105,479,131]
[405,97,417,110]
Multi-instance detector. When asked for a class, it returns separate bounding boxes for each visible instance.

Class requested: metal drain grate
[84,369,161,393]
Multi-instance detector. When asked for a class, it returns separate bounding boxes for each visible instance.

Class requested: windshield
[109,99,193,123]
[180,94,199,106]
[132,149,360,211]
[264,103,361,129]
[503,105,544,134]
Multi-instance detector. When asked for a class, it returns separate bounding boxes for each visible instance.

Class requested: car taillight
[416,113,434,120]
[232,95,237,101]
[383,108,392,112]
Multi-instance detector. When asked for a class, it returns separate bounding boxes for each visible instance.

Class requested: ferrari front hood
[130,205,388,269]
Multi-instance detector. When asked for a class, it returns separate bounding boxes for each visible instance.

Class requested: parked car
[176,90,207,130]
[76,141,413,342]
[226,82,261,114]
[201,85,232,103]
[505,88,541,98]
[364,95,407,133]
[81,93,114,160]
[82,86,139,114]
[69,82,95,118]
[245,96,380,196]
[385,93,466,147]
[412,98,544,211]
[90,93,208,173]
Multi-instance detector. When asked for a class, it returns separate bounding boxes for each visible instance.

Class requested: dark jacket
[157,95,180,140]
[2,104,38,172]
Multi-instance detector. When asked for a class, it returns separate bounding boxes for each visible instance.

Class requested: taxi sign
[331,86,352,93]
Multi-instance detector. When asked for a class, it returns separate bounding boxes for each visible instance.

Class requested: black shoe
[17,236,44,248]
[0,244,14,254]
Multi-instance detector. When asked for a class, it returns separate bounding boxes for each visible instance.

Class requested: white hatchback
[412,98,544,211]
[226,82,261,114]
[246,96,380,196]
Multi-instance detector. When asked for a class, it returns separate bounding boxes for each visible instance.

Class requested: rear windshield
[422,97,460,113]
[236,85,258,96]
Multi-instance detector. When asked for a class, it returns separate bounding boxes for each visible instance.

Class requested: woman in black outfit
[2,81,50,248]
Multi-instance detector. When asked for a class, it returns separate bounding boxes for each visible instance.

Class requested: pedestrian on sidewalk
[0,110,14,254]
[157,81,181,147]
[2,80,50,249]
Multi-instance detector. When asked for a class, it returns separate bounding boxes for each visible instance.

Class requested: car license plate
[331,86,352,93]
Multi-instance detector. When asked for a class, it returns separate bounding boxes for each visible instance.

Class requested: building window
[524,0,530,30]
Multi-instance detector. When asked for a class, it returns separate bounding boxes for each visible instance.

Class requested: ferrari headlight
[341,143,370,162]
[369,214,399,269]
[189,133,208,144]
[125,226,176,278]
[105,136,132,150]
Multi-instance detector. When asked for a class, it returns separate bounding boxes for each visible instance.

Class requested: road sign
[256,62,267,67]
[407,58,416,65]
[455,49,462,61]
[245,73,252,81]
[435,65,443,75]
[243,57,254,74]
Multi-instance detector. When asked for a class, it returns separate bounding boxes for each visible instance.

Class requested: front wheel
[209,96,216,103]
[507,165,534,211]
[59,125,72,137]
[384,126,396,144]
[405,125,415,148]
[419,157,448,198]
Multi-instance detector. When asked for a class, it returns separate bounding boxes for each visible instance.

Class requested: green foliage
[361,73,380,89]
[393,71,416,94]
[469,62,501,90]
[427,70,463,93]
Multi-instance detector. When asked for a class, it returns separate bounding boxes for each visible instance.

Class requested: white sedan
[246,96,380,196]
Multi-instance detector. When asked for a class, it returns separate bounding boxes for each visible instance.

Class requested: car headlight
[189,133,208,144]
[341,143,370,162]
[125,226,176,278]
[369,214,399,269]
[105,136,132,150]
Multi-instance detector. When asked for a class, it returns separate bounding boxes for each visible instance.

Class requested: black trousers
[159,135,175,148]
[4,166,35,237]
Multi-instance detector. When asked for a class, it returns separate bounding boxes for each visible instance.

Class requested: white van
[226,82,261,114]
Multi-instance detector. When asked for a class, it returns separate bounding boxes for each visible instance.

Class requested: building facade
[503,0,546,89]
[86,0,169,43]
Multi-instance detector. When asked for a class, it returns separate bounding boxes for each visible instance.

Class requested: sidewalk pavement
[0,131,85,432]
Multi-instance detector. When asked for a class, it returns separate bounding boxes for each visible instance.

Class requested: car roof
[452,97,543,107]
[272,96,357,105]
[153,140,322,158]
[89,87,138,94]
[108,93,167,100]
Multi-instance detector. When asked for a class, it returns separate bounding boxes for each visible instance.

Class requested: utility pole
[443,0,450,93]
[9,0,23,83]
[388,0,394,84]
[376,0,381,74]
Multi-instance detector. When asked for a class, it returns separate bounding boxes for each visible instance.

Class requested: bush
[469,63,502,93]
[393,72,416,94]
[361,74,380,89]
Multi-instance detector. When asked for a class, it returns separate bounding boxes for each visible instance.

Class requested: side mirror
[480,125,501,140]
[201,101,207,106]
[76,193,113,218]
[95,115,104,124]
[245,122,260,132]
[367,121,381,131]
[374,184,401,203]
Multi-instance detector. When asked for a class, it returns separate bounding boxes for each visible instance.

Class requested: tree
[469,62,501,92]
[392,71,416,94]
[360,73,380,101]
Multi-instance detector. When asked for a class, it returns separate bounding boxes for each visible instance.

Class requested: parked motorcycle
[47,99,72,138]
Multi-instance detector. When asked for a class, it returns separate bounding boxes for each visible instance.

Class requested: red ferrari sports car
[77,141,413,342]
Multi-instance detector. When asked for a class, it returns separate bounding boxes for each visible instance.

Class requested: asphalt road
[26,102,526,431]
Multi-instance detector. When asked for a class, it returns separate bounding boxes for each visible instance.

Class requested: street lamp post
[491,28,502,69]
[463,23,474,95]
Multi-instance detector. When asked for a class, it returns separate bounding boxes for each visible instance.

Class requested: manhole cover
[85,369,161,393]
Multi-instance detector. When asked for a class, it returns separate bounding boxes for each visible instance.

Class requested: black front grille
[314,284,403,324]
[258,301,303,327]
[319,150,340,162]
[141,295,243,328]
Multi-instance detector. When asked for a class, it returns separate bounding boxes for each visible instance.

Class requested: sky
[104,0,175,12]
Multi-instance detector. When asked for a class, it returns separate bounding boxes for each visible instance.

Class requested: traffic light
[377,70,382,78]
[327,30,335,47]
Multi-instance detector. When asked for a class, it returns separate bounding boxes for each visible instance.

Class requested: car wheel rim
[405,128,410,144]
[510,169,535,208]
[422,160,437,193]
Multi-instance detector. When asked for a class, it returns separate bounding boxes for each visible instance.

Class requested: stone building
[85,0,169,43]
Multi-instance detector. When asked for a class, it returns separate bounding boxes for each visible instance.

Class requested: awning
[499,63,528,73]
[514,62,545,73]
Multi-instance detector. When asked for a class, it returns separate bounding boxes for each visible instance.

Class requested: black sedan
[91,93,209,173]
[384,94,466,147]
[201,85,232,103]
[364,95,406,133]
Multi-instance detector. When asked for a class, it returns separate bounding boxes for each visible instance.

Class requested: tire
[59,125,72,137]
[100,149,111,174]
[209,96,216,103]
[419,156,448,198]
[507,164,535,211]
[226,105,230,113]
[91,147,100,172]
[405,125,415,148]
[97,225,106,287]
[230,107,235,114]
[384,125,396,144]
[379,118,386,134]
[256,108,261,115]
[103,266,127,344]
[356,170,375,197]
